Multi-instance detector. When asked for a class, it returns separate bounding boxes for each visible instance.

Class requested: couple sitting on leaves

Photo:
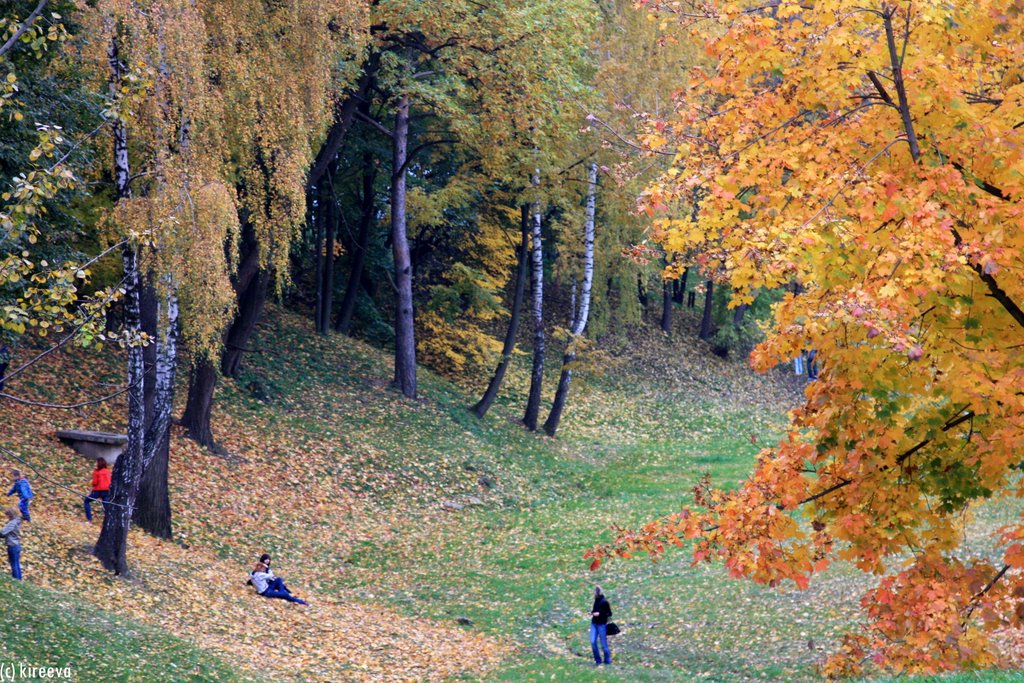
[247,553,308,605]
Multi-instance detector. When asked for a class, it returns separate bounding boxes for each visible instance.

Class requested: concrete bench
[55,430,127,465]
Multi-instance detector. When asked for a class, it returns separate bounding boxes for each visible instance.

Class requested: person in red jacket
[84,458,111,521]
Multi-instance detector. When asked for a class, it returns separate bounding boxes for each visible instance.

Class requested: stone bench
[55,430,127,465]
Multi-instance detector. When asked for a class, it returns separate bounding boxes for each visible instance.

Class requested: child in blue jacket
[7,470,33,522]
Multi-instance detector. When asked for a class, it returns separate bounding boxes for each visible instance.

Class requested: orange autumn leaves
[590,0,1024,677]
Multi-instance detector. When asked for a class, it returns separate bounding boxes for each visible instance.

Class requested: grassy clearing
[330,352,867,682]
[0,307,1020,681]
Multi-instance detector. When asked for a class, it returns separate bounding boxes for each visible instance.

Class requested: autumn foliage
[587,0,1024,677]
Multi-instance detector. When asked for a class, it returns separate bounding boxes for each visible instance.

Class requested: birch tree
[543,161,596,436]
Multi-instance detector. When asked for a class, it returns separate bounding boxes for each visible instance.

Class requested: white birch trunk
[543,161,597,436]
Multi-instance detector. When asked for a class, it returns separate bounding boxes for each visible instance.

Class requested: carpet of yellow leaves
[0,316,506,681]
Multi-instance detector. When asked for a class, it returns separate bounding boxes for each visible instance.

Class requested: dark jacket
[591,595,612,625]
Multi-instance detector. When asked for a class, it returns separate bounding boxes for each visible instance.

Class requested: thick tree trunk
[391,95,416,398]
[182,221,264,448]
[473,205,530,418]
[699,279,715,340]
[221,269,270,378]
[134,281,172,538]
[543,162,596,437]
[95,243,146,575]
[181,356,217,448]
[134,291,178,539]
[335,152,375,335]
[523,174,545,431]
[660,279,672,333]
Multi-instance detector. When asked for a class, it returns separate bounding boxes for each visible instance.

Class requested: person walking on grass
[1,508,22,579]
[249,553,307,604]
[590,585,612,666]
[7,469,33,522]
[84,458,111,522]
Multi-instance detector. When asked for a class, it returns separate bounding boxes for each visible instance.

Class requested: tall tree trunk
[679,266,690,302]
[637,272,648,307]
[318,172,337,335]
[306,55,378,192]
[335,151,375,335]
[660,279,672,333]
[391,95,416,398]
[134,291,178,539]
[221,268,270,378]
[473,205,530,418]
[523,173,545,431]
[313,183,325,332]
[134,281,172,538]
[543,162,596,437]
[181,356,217,448]
[699,279,715,340]
[96,37,143,573]
[182,259,268,450]
[733,302,748,326]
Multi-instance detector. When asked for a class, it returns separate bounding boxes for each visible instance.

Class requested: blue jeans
[7,544,21,580]
[17,498,29,522]
[84,490,110,521]
[261,578,304,603]
[590,623,610,664]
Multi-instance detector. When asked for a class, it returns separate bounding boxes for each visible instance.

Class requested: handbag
[606,622,621,636]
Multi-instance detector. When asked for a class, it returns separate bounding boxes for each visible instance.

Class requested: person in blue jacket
[7,470,33,522]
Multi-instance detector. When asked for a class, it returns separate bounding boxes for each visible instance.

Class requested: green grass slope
[1,307,1020,682]
[0,578,246,682]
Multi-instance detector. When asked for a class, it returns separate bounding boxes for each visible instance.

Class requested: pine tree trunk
[543,162,596,437]
[473,204,530,418]
[391,95,416,398]
[699,279,715,340]
[335,151,375,335]
[523,173,545,431]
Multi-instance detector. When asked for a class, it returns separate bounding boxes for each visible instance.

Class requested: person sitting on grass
[248,553,307,605]
[1,507,22,580]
